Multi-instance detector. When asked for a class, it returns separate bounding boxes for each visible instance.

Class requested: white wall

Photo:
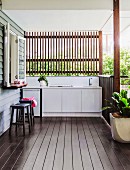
[0,10,24,136]
[26,76,99,87]
[0,89,20,136]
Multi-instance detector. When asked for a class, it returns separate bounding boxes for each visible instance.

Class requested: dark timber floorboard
[32,118,56,169]
[22,119,51,170]
[76,118,93,170]
[0,117,130,170]
[52,118,66,170]
[43,118,61,170]
[82,118,104,170]
[87,118,114,170]
[96,118,130,170]
[92,118,125,170]
[72,118,83,170]
[63,118,73,170]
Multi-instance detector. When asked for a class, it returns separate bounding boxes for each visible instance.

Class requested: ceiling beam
[2,0,112,10]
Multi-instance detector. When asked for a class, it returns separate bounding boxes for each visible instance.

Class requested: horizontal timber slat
[25,35,99,39]
[26,58,99,62]
[26,70,99,74]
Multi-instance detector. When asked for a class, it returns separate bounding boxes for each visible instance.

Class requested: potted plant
[103,89,130,143]
[38,74,48,87]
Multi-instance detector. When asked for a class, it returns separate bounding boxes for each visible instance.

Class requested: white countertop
[22,86,102,89]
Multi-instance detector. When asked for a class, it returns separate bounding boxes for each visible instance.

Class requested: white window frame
[4,23,26,87]
[17,36,26,83]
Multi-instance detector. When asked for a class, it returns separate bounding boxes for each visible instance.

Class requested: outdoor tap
[89,78,92,86]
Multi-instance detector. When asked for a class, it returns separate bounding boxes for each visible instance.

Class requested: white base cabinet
[22,87,102,116]
[42,87,102,113]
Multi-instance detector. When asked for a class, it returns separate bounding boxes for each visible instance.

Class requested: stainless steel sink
[49,85,73,87]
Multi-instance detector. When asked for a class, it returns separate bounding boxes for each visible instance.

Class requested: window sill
[3,83,28,89]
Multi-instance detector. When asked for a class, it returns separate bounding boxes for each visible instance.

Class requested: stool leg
[32,107,35,124]
[30,105,33,126]
[27,106,31,133]
[9,107,14,135]
[15,109,18,134]
[22,108,25,136]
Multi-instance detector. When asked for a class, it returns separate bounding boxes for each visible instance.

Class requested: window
[4,23,26,87]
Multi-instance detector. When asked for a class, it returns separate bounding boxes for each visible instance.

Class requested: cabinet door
[43,89,62,112]
[62,89,81,112]
[82,89,102,112]
[23,89,40,116]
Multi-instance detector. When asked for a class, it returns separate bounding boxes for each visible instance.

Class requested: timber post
[113,0,120,92]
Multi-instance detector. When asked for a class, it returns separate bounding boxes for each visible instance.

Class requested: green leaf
[120,89,127,98]
[111,97,119,104]
[127,98,130,105]
[102,106,112,111]
[120,98,129,107]
[112,92,120,101]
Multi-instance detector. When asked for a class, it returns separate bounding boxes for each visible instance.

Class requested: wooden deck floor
[0,117,130,170]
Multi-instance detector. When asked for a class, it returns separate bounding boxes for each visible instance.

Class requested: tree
[120,49,130,77]
[103,49,130,77]
[103,54,114,75]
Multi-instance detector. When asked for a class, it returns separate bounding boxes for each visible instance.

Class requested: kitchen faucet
[89,78,92,86]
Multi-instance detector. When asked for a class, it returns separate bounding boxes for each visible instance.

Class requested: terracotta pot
[110,113,130,143]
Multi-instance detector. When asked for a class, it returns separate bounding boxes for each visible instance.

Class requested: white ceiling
[102,11,130,34]
[2,0,130,34]
[3,10,113,32]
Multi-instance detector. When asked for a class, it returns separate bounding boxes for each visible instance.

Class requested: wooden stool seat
[10,103,31,135]
[11,103,30,109]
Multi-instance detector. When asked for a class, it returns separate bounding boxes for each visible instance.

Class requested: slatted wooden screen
[25,31,102,76]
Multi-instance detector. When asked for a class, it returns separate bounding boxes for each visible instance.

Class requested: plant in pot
[38,74,48,87]
[103,89,130,143]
